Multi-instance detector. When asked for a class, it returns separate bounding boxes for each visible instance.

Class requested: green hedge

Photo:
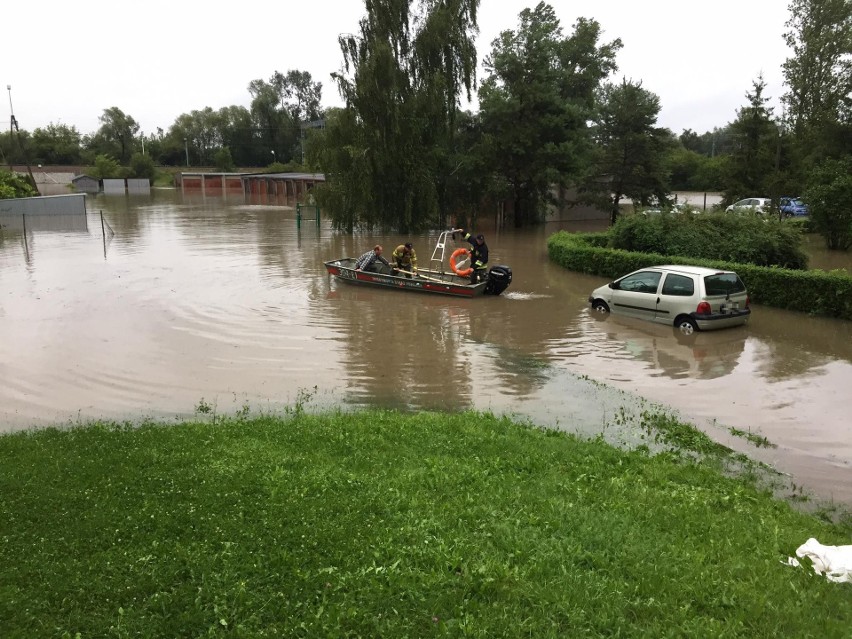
[606,213,809,269]
[547,231,852,320]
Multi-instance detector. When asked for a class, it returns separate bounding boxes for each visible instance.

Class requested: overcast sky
[4,0,792,138]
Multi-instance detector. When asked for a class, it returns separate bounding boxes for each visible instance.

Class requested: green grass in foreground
[0,411,849,638]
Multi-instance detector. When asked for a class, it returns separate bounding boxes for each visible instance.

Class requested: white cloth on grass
[785,538,852,584]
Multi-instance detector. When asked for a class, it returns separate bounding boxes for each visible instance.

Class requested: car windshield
[704,273,746,296]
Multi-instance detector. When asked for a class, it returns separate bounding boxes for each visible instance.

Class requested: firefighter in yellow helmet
[391,242,418,278]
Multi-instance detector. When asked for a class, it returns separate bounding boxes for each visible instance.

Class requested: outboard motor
[484,265,512,295]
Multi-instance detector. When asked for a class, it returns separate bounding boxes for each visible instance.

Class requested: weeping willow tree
[311,0,479,233]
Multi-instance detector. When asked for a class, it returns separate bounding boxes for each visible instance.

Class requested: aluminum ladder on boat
[429,229,464,276]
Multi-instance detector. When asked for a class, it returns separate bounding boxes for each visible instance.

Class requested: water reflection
[748,306,852,380]
[0,212,91,266]
[802,233,850,273]
[581,311,747,380]
[0,190,850,504]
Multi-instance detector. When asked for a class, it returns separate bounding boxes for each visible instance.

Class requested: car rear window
[704,273,746,296]
[661,273,695,296]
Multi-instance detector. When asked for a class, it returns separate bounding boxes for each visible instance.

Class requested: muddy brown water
[1,189,850,505]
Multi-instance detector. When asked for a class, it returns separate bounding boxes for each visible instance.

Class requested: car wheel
[592,300,610,314]
[675,317,697,335]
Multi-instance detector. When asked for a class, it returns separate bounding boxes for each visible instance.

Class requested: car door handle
[656,297,661,303]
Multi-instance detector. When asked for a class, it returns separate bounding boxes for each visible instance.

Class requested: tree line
[0,69,322,173]
[1,0,849,242]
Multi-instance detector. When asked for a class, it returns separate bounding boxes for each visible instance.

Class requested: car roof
[648,265,738,277]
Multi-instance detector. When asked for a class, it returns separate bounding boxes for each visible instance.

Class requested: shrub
[91,154,122,179]
[0,169,37,198]
[214,147,236,172]
[607,213,808,269]
[130,152,156,183]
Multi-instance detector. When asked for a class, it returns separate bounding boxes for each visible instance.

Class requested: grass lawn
[1,410,849,637]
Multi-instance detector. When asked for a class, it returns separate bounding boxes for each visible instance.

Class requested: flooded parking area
[1,189,850,504]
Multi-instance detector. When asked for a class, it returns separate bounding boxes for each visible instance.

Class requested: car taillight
[696,301,712,315]
[746,295,750,308]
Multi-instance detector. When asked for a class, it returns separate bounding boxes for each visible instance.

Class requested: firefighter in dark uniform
[459,230,489,284]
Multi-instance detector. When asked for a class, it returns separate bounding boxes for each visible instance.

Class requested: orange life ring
[450,248,473,277]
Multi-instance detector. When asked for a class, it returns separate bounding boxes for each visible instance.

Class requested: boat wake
[503,292,550,301]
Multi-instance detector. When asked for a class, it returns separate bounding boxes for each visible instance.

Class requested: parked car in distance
[725,197,771,215]
[640,203,699,217]
[588,265,751,334]
[673,202,702,215]
[779,196,809,217]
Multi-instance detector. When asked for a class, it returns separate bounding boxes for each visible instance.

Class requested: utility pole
[7,85,14,170]
[7,85,38,193]
[184,138,189,167]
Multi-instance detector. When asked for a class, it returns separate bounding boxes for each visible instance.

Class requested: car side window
[618,271,662,294]
[661,273,695,296]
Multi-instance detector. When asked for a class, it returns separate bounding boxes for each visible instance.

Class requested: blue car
[779,197,809,217]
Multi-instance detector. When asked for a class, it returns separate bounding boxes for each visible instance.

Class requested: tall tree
[30,123,83,165]
[678,127,731,157]
[170,108,223,166]
[318,0,480,232]
[271,70,324,122]
[304,107,371,232]
[217,105,258,167]
[582,79,672,224]
[91,107,140,164]
[248,79,297,164]
[781,0,852,160]
[722,75,779,205]
[408,0,480,227]
[477,3,621,227]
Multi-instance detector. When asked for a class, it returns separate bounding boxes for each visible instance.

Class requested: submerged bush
[608,213,809,269]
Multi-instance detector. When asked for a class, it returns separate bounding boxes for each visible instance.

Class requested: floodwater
[1,189,850,505]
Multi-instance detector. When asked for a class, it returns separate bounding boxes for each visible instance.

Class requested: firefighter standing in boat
[392,242,418,278]
[459,230,489,284]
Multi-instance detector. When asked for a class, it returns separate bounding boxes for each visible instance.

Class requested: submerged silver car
[588,265,751,334]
